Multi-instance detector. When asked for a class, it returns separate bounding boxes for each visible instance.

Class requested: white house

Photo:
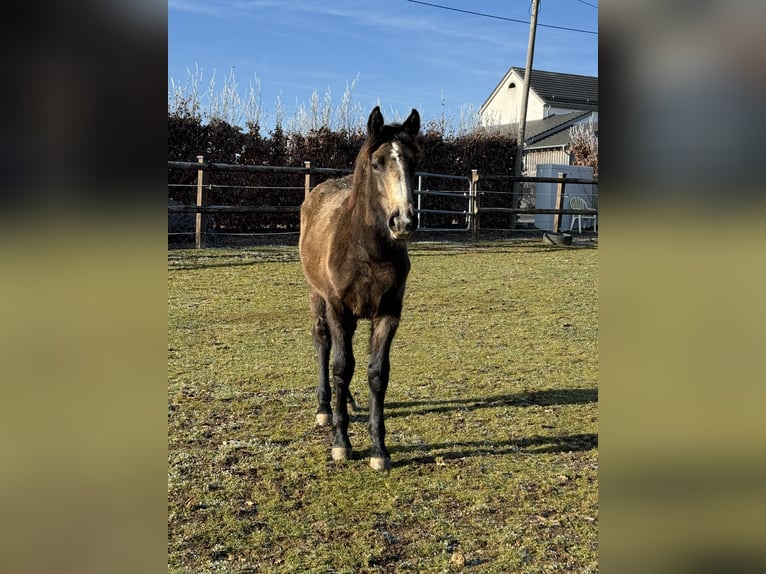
[480,67,598,173]
[481,67,598,126]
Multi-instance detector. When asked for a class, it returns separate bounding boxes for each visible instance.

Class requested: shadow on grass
[385,387,597,417]
[518,243,598,253]
[350,388,598,466]
[383,432,599,467]
[409,234,597,255]
[168,235,597,270]
[168,249,300,270]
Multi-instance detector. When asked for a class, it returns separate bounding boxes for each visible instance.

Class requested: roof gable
[481,67,598,113]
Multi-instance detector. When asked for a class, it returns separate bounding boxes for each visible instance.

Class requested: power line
[573,0,598,9]
[405,0,598,35]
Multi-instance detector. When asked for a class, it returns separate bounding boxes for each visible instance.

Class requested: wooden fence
[168,157,598,247]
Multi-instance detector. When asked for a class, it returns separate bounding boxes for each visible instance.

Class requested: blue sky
[168,0,598,130]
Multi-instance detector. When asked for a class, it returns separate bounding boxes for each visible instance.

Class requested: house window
[508,82,516,89]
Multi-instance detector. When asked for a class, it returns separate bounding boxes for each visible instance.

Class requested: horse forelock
[354,126,422,178]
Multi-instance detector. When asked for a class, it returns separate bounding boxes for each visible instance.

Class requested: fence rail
[167,160,350,177]
[168,205,301,214]
[168,157,598,247]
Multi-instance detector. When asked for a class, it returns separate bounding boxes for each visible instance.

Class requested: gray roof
[511,67,598,110]
[531,120,599,149]
[482,67,598,113]
[528,129,573,149]
[485,111,592,147]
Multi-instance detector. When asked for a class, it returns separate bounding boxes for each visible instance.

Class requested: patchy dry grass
[168,239,598,572]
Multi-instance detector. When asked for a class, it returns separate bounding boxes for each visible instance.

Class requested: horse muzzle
[388,207,415,240]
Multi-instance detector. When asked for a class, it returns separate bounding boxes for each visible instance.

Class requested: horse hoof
[331,447,352,461]
[370,457,391,471]
[316,413,332,427]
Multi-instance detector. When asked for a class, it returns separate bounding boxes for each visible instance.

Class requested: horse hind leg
[347,386,360,413]
[310,292,333,427]
[327,308,357,462]
[311,292,359,432]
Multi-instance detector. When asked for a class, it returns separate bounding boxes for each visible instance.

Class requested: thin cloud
[168,0,236,17]
[188,0,508,50]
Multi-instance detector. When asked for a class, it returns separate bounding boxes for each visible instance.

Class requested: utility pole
[512,0,540,225]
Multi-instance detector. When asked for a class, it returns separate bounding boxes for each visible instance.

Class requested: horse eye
[371,162,380,171]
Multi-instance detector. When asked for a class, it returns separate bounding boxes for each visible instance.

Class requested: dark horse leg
[326,305,357,461]
[367,314,400,471]
[310,291,333,426]
[311,291,359,427]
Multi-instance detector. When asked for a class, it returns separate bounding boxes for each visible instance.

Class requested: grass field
[168,238,598,572]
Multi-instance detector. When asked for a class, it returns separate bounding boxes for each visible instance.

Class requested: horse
[299,106,422,471]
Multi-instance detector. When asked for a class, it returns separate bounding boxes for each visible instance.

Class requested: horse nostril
[388,210,400,231]
[405,208,415,230]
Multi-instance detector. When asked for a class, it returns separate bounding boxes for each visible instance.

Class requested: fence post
[470,169,480,240]
[416,174,423,229]
[304,161,314,199]
[195,155,207,249]
[552,172,567,233]
[510,174,520,230]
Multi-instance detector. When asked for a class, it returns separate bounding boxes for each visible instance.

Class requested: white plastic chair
[568,196,597,233]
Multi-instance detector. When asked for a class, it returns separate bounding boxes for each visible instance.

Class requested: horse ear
[403,109,420,136]
[367,106,384,137]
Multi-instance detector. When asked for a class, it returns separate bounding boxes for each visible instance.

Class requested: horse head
[365,106,421,241]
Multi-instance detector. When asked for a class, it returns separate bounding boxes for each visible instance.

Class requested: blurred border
[600,1,766,572]
[1,2,167,573]
[3,1,766,572]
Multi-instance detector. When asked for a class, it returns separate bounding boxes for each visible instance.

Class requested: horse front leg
[327,307,357,462]
[367,314,400,471]
[310,291,333,427]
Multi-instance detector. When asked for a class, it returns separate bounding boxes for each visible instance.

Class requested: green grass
[168,239,598,572]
